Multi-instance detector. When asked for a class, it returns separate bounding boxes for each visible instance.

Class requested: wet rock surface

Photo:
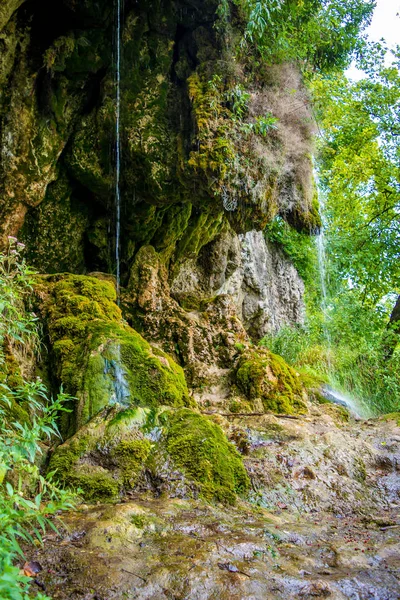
[29,410,400,599]
[27,499,400,599]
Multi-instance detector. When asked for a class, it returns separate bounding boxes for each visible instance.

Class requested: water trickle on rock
[115,0,122,301]
[105,357,131,406]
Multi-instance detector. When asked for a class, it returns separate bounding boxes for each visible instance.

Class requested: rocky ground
[26,406,400,600]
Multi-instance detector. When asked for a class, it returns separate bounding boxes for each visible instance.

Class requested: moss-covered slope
[37,274,190,436]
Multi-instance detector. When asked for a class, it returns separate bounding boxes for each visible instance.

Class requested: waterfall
[109,0,131,409]
[115,0,122,300]
[105,358,130,406]
[315,177,370,418]
[315,185,332,360]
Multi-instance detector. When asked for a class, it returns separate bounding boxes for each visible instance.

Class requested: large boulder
[36,274,190,437]
[49,405,249,505]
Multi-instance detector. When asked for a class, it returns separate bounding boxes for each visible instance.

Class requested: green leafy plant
[226,85,251,119]
[241,114,279,137]
[228,0,374,73]
[0,238,76,599]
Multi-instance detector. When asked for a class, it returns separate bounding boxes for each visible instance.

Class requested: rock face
[0,0,314,374]
[1,0,316,508]
[0,0,318,275]
[172,229,305,339]
[240,231,305,337]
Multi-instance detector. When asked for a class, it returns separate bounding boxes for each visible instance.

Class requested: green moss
[174,208,224,265]
[48,408,153,502]
[165,408,250,505]
[21,172,89,274]
[49,435,91,480]
[1,348,24,390]
[235,348,306,414]
[39,274,190,435]
[228,399,252,414]
[153,203,192,260]
[111,439,152,487]
[131,514,146,528]
[379,412,400,426]
[69,470,120,502]
[0,395,30,426]
[353,457,367,483]
[65,110,113,200]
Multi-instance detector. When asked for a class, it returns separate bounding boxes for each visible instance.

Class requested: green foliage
[225,0,374,72]
[0,238,38,350]
[262,297,400,415]
[241,113,279,136]
[262,40,400,416]
[312,47,400,305]
[0,242,76,600]
[265,216,318,285]
[227,84,251,119]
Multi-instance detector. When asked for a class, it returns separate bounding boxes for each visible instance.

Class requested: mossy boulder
[165,408,250,504]
[50,405,249,505]
[49,407,153,501]
[37,274,191,436]
[235,348,307,415]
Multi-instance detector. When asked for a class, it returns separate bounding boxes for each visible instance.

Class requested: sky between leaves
[347,0,400,80]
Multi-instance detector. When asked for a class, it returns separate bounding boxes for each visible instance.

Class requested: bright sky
[367,0,400,46]
[346,0,400,80]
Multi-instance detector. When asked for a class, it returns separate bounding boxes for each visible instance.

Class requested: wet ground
[27,498,400,599]
[26,407,400,599]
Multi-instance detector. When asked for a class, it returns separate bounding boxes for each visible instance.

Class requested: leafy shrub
[0,238,76,599]
[218,0,374,73]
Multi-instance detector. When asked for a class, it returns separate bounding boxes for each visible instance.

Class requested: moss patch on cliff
[38,273,190,435]
[165,408,250,504]
[21,172,89,273]
[235,348,306,414]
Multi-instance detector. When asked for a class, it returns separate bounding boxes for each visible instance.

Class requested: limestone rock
[171,228,305,340]
[240,231,305,337]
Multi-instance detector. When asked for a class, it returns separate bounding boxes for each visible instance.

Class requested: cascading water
[315,175,370,418]
[315,184,332,361]
[115,0,122,301]
[108,0,130,408]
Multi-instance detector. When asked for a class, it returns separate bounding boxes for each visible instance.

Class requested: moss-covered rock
[235,347,307,415]
[37,273,191,435]
[165,408,250,504]
[21,172,89,273]
[49,406,153,501]
[0,0,25,32]
[50,404,249,505]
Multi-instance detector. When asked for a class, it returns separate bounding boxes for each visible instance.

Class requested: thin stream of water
[315,181,331,359]
[115,0,121,301]
[110,0,131,408]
